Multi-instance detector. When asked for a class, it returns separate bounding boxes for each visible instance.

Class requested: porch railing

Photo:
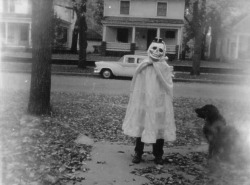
[106,42,131,51]
[135,45,178,55]
[165,45,177,54]
[101,42,179,59]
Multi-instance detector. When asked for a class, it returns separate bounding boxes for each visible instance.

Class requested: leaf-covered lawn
[1,90,250,185]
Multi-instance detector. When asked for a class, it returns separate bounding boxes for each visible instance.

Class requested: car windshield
[118,56,124,62]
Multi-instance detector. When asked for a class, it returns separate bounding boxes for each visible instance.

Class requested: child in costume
[122,38,176,165]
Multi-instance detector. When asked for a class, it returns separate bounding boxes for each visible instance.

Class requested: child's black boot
[132,153,142,164]
[133,137,144,163]
[154,156,164,165]
[153,139,164,165]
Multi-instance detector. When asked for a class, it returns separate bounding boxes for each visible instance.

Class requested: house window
[248,37,250,51]
[20,24,29,41]
[120,1,130,15]
[57,26,68,44]
[0,0,3,12]
[15,0,29,14]
[157,2,167,16]
[9,0,15,12]
[61,27,68,44]
[117,28,128,43]
[226,39,230,54]
[165,31,175,39]
[8,24,15,43]
[0,23,5,39]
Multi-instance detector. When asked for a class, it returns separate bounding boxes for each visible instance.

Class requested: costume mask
[147,40,166,61]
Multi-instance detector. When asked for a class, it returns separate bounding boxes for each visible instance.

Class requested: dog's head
[195,104,220,120]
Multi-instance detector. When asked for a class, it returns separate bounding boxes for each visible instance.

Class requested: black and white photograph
[1,0,250,184]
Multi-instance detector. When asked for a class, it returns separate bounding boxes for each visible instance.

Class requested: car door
[120,56,137,77]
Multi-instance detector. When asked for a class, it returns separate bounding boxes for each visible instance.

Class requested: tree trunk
[181,40,189,60]
[28,0,52,115]
[191,0,206,76]
[77,0,88,69]
[201,34,207,60]
[78,15,88,68]
[191,32,203,75]
[209,11,221,61]
[210,30,218,61]
[71,18,79,53]
[182,47,186,60]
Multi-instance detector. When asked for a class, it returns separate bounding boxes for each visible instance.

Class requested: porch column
[235,34,240,59]
[132,26,135,43]
[157,28,160,38]
[102,25,107,42]
[28,23,32,47]
[177,28,182,60]
[5,22,8,44]
[177,28,180,44]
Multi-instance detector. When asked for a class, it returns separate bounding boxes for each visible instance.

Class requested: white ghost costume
[122,41,176,143]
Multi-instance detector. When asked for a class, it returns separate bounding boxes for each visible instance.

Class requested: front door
[147,29,157,49]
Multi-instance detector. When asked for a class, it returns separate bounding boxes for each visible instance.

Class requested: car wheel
[101,69,113,79]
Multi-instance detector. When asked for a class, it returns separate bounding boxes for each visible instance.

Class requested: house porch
[101,26,182,59]
[0,22,32,49]
[220,34,250,62]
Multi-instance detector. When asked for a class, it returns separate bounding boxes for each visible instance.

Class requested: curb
[2,56,250,75]
[172,78,235,85]
[1,69,239,85]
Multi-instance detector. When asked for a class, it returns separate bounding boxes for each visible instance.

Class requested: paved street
[1,72,250,101]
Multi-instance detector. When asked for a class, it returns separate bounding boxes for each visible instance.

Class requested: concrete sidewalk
[77,141,208,185]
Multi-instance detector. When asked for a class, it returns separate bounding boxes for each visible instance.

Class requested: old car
[94,55,147,79]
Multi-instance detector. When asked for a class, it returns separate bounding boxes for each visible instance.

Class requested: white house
[0,0,78,51]
[0,0,101,53]
[218,14,250,62]
[0,0,78,50]
[0,0,32,50]
[101,0,185,59]
[53,0,76,49]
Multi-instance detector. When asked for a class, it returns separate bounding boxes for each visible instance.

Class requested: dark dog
[195,104,239,161]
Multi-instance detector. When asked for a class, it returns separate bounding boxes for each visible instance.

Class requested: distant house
[0,0,102,53]
[53,0,76,50]
[101,0,185,59]
[0,0,32,50]
[51,1,102,53]
[218,15,250,62]
[86,29,102,53]
[0,0,76,50]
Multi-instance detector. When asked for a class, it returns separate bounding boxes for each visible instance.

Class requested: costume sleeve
[153,61,174,98]
[130,58,151,92]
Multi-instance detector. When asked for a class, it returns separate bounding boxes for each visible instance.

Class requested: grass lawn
[1,90,250,185]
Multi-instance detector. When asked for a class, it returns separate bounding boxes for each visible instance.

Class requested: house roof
[59,18,71,26]
[232,14,250,33]
[87,29,102,41]
[102,16,184,26]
